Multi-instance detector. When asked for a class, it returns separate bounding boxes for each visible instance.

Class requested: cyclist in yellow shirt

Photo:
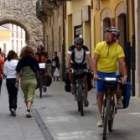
[93,27,127,127]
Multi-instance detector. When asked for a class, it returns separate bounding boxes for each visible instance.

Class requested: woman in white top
[4,50,18,116]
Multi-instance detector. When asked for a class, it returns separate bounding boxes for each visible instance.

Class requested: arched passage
[118,14,127,47]
[103,18,111,39]
[115,2,127,47]
[0,19,29,42]
[0,0,43,47]
[101,8,112,40]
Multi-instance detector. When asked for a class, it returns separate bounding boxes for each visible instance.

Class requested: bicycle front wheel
[103,97,111,140]
[39,74,43,98]
[108,96,115,132]
[77,80,84,116]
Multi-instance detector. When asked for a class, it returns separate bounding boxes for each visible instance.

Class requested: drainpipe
[131,0,136,96]
[62,0,66,81]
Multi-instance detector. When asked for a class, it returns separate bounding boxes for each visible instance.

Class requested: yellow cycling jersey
[94,41,125,73]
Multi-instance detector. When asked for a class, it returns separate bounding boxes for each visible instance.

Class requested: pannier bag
[87,72,93,91]
[64,71,93,92]
[45,75,52,86]
[123,82,131,108]
[64,72,71,92]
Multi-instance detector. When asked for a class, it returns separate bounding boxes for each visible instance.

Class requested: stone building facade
[0,0,43,47]
[36,0,67,79]
[44,6,63,59]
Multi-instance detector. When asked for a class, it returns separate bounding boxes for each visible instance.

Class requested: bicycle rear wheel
[103,97,111,140]
[108,118,114,132]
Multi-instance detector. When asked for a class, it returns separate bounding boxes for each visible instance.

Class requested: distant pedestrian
[0,48,5,59]
[3,50,18,116]
[15,45,39,118]
[52,52,60,81]
[0,54,4,95]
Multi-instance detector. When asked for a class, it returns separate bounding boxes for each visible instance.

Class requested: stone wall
[0,0,43,47]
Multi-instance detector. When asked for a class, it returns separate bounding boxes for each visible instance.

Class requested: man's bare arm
[86,53,93,69]
[118,57,127,76]
[66,53,71,68]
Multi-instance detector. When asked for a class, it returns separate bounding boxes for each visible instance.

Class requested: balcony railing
[36,0,71,20]
[36,0,54,20]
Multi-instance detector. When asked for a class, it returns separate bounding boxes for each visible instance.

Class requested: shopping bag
[53,68,60,77]
[123,82,131,108]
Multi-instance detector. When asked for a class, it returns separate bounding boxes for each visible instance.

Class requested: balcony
[36,0,54,21]
[36,0,71,21]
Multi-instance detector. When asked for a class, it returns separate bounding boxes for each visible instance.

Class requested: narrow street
[0,80,140,140]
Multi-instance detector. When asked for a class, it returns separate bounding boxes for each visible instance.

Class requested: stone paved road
[33,81,140,140]
[0,80,44,140]
[1,80,140,140]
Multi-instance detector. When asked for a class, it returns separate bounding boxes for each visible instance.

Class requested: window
[12,24,14,37]
[16,26,18,38]
[74,25,82,39]
[12,40,14,50]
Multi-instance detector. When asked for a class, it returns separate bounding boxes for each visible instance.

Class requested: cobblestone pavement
[0,80,140,140]
[33,81,140,140]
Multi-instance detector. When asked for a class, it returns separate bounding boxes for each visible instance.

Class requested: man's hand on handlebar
[66,67,75,73]
[93,74,98,80]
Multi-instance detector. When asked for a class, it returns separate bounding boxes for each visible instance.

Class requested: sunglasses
[76,43,82,46]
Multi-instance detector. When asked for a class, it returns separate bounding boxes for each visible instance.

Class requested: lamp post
[62,0,66,81]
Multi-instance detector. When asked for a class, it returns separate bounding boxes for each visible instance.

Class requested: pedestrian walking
[3,50,18,116]
[15,45,39,118]
[52,51,60,81]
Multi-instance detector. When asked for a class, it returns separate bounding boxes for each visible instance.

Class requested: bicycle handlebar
[66,68,91,73]
[97,77,122,84]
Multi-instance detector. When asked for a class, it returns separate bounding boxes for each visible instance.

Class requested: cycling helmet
[74,37,84,44]
[37,46,41,51]
[106,27,120,38]
[37,45,44,51]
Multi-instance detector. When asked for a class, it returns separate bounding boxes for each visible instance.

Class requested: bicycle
[38,63,47,98]
[98,77,121,140]
[70,68,90,116]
